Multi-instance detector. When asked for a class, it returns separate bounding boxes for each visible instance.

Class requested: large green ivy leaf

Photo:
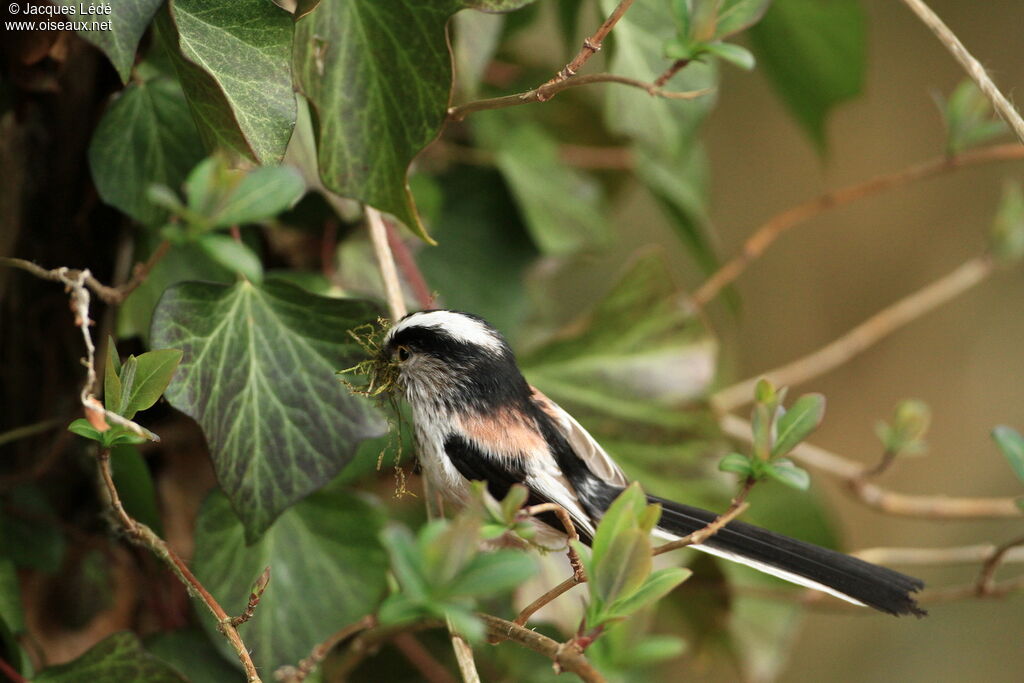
[479,115,610,256]
[35,632,187,683]
[523,253,716,428]
[194,489,388,674]
[150,279,385,541]
[147,629,240,683]
[89,76,205,226]
[157,0,296,164]
[748,0,866,149]
[59,1,163,82]
[292,0,536,242]
[417,167,538,334]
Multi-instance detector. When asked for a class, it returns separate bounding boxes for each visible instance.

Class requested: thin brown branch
[720,414,1023,519]
[392,633,459,683]
[96,449,262,681]
[514,575,582,628]
[231,566,271,627]
[860,448,900,478]
[712,254,996,412]
[278,614,378,682]
[974,534,1024,595]
[448,74,711,121]
[899,0,1024,144]
[654,480,754,556]
[539,0,637,95]
[855,543,1024,567]
[523,502,585,580]
[479,614,606,683]
[693,143,1024,306]
[0,656,26,683]
[449,632,481,683]
[653,59,690,88]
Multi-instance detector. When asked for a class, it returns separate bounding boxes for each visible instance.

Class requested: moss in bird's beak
[337,319,401,398]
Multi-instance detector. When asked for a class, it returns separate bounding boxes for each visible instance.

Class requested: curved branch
[719,414,1023,519]
[899,0,1024,144]
[693,144,1024,306]
[537,0,636,93]
[712,254,996,412]
[448,74,711,121]
[479,614,606,683]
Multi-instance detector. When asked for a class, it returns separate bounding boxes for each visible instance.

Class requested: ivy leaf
[771,393,825,458]
[748,0,866,150]
[194,490,387,674]
[156,0,296,164]
[480,116,610,255]
[992,426,1024,484]
[150,279,385,541]
[35,632,186,683]
[89,76,205,226]
[59,1,164,82]
[524,253,717,428]
[146,629,240,683]
[293,0,538,243]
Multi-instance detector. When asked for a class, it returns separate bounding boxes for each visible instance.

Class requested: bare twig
[448,74,710,121]
[653,59,690,88]
[514,575,582,628]
[449,633,481,683]
[855,543,1024,567]
[479,614,606,683]
[365,205,407,321]
[899,0,1024,144]
[712,254,996,412]
[522,502,585,580]
[974,534,1024,595]
[384,219,433,310]
[693,144,1024,306]
[96,449,262,681]
[231,566,271,627]
[539,0,637,95]
[277,614,378,682]
[654,481,754,556]
[392,633,459,683]
[720,414,1023,519]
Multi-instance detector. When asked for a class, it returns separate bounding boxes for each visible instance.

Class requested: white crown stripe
[386,311,504,352]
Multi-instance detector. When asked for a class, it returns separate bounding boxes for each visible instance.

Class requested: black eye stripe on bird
[381,309,926,617]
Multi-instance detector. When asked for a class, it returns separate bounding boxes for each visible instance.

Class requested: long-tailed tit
[381,309,924,616]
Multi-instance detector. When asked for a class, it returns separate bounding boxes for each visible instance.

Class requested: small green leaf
[593,529,652,604]
[447,552,536,597]
[764,459,811,490]
[209,166,305,227]
[772,393,825,457]
[591,483,647,568]
[714,0,773,39]
[122,349,183,420]
[145,185,188,216]
[35,632,186,682]
[68,418,103,443]
[992,426,1024,484]
[605,567,691,620]
[941,80,1009,156]
[104,338,123,413]
[110,446,163,534]
[196,234,264,282]
[719,452,754,476]
[381,525,431,602]
[991,180,1024,264]
[701,41,756,70]
[754,378,775,404]
[876,399,931,455]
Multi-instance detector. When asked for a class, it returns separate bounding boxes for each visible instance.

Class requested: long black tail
[650,494,926,616]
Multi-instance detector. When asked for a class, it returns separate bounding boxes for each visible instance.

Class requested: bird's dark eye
[396,345,411,362]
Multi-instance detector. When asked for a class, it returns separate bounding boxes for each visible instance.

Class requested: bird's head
[380,310,529,412]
